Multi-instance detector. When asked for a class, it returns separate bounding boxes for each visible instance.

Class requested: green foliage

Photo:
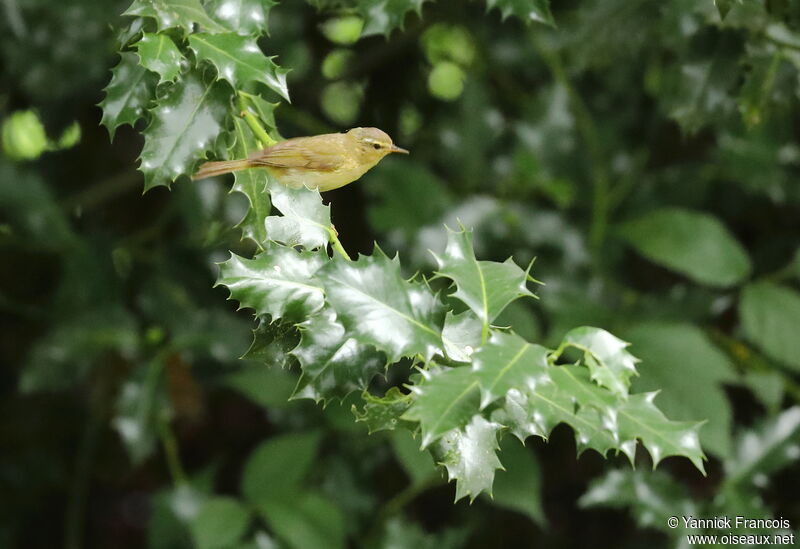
[740,282,800,372]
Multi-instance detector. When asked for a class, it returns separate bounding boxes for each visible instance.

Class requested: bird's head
[346,127,409,166]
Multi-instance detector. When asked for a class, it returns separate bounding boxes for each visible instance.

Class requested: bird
[193,127,408,192]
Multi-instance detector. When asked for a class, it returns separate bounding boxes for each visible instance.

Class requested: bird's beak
[389,145,409,154]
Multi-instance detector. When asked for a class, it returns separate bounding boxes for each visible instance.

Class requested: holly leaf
[441,311,482,362]
[353,387,413,433]
[206,0,276,36]
[188,33,290,100]
[139,71,229,190]
[432,415,504,503]
[124,0,229,33]
[241,318,299,367]
[358,0,427,37]
[291,309,387,404]
[470,331,549,409]
[265,186,332,250]
[617,393,706,473]
[403,367,481,447]
[484,0,555,27]
[560,326,639,398]
[216,244,327,322]
[318,250,446,362]
[136,33,184,83]
[99,52,157,141]
[229,117,271,249]
[432,227,534,336]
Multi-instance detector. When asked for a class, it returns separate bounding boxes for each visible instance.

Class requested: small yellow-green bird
[194,127,408,192]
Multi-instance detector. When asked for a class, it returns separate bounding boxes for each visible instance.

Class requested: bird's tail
[193,159,252,180]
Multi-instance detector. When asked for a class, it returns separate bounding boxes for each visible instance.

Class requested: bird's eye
[373,144,381,150]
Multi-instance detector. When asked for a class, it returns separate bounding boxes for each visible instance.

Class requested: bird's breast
[267,163,369,192]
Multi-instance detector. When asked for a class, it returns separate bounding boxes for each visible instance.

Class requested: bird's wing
[249,137,345,171]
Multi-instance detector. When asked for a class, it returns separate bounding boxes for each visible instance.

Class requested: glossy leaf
[485,0,555,26]
[617,208,752,288]
[99,52,157,141]
[216,245,326,322]
[560,326,639,398]
[433,414,504,502]
[441,310,482,362]
[471,331,548,409]
[291,309,387,403]
[229,117,271,248]
[404,367,481,447]
[206,0,276,36]
[139,71,229,190]
[265,186,332,250]
[740,282,800,372]
[124,0,229,33]
[432,227,534,334]
[188,33,290,100]
[136,33,184,83]
[318,250,446,362]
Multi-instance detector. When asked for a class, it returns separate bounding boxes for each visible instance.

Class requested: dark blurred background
[2,0,800,547]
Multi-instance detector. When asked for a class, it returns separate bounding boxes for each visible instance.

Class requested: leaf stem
[237,91,276,147]
[328,227,352,261]
[158,411,187,486]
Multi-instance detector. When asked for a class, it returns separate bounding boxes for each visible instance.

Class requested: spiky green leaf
[432,227,534,334]
[318,250,446,362]
[139,71,229,190]
[206,0,276,36]
[135,33,184,83]
[265,186,332,250]
[441,311,482,362]
[229,117,271,248]
[353,387,413,433]
[432,415,504,502]
[471,331,548,409]
[358,0,427,37]
[217,245,326,322]
[99,52,157,141]
[560,326,638,398]
[124,0,229,33]
[188,33,290,100]
[291,309,387,403]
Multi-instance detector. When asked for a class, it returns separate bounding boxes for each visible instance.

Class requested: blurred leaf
[489,439,544,525]
[206,0,276,36]
[432,414,503,502]
[136,33,184,83]
[125,0,229,33]
[189,33,289,100]
[190,497,251,549]
[358,0,427,37]
[242,431,321,503]
[740,282,800,372]
[55,121,81,150]
[390,429,438,486]
[265,187,332,250]
[485,0,554,26]
[291,309,387,403]
[112,358,168,465]
[217,245,326,322]
[723,406,800,488]
[617,208,752,288]
[432,227,534,333]
[321,16,364,44]
[99,52,157,141]
[318,250,446,362]
[2,110,48,161]
[738,51,780,128]
[626,322,736,457]
[258,492,345,549]
[428,61,465,101]
[224,363,297,407]
[139,71,229,190]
